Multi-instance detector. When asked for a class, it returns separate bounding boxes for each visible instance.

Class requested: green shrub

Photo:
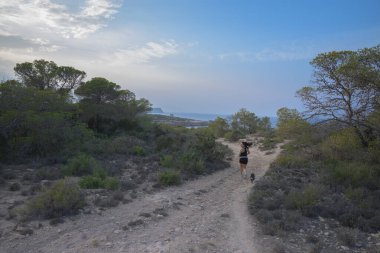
[94,196,119,207]
[62,154,101,176]
[207,117,229,137]
[271,153,310,169]
[258,138,277,151]
[159,170,181,186]
[179,152,204,175]
[9,182,21,191]
[81,137,110,156]
[224,130,244,142]
[104,177,119,190]
[160,155,175,168]
[194,159,205,174]
[106,135,144,154]
[35,167,63,181]
[368,140,380,163]
[25,178,84,219]
[155,135,175,151]
[276,118,312,141]
[132,145,145,156]
[79,174,119,190]
[344,187,366,202]
[79,175,104,189]
[285,185,321,211]
[320,128,363,161]
[0,89,92,161]
[93,167,106,180]
[337,227,358,247]
[328,161,380,189]
[248,190,266,212]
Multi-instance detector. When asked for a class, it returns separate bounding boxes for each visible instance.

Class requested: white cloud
[0,1,186,97]
[253,48,313,61]
[0,0,120,39]
[111,41,178,64]
[218,47,314,62]
[81,0,119,18]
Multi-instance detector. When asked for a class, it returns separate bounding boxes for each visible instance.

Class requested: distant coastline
[148,110,277,127]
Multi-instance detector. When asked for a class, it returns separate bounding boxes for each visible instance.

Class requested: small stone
[341,246,349,250]
[221,213,230,218]
[16,228,34,236]
[114,230,122,234]
[324,232,329,236]
[6,199,16,205]
[105,242,113,248]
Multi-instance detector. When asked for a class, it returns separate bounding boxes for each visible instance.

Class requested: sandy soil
[0,140,282,253]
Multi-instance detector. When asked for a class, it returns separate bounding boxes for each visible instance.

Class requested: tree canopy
[208,117,229,137]
[14,59,86,93]
[75,77,151,134]
[297,45,380,146]
[75,77,120,104]
[0,60,151,159]
[231,108,259,135]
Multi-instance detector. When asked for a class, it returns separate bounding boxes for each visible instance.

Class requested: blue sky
[0,0,379,116]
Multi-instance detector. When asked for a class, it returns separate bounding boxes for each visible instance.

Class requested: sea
[149,112,278,127]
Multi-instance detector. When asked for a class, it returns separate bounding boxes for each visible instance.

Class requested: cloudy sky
[0,0,379,116]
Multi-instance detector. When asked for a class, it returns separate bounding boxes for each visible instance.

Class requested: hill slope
[0,139,281,253]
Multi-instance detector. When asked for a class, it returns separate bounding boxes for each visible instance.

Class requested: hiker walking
[239,141,251,178]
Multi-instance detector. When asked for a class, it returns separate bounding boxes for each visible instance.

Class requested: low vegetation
[0,59,233,222]
[249,45,380,251]
[158,170,181,186]
[24,178,85,219]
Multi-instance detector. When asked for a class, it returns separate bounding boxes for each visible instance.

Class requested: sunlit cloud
[218,47,315,62]
[0,0,120,39]
[81,0,119,18]
[110,41,178,64]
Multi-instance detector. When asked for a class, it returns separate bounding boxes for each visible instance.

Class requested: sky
[0,0,379,116]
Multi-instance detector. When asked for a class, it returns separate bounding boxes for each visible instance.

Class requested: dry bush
[336,227,358,247]
[320,128,363,161]
[25,178,84,219]
[285,184,321,212]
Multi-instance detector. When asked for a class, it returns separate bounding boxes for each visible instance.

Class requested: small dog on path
[250,173,255,183]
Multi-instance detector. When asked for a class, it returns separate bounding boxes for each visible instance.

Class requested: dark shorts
[239,158,248,164]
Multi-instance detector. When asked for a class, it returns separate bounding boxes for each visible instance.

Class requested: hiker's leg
[243,164,247,177]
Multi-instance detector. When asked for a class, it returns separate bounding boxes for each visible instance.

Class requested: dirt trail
[1,140,282,253]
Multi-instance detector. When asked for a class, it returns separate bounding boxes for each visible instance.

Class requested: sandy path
[0,140,281,253]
